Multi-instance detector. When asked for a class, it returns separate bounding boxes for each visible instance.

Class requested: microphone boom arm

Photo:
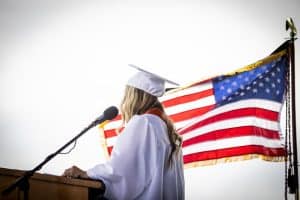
[1,106,117,198]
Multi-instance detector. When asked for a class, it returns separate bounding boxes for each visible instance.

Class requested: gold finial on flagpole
[286,17,297,40]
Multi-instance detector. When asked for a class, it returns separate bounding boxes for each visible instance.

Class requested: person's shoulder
[134,113,162,122]
[125,115,146,128]
[123,115,153,138]
[127,114,161,127]
[128,114,150,124]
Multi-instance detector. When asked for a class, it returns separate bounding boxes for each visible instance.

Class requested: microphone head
[103,106,119,120]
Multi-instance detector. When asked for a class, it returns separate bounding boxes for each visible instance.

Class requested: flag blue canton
[213,56,287,106]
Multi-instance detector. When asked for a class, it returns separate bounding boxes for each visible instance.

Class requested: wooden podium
[0,168,104,200]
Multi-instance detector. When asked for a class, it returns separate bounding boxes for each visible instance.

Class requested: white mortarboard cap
[127,64,179,97]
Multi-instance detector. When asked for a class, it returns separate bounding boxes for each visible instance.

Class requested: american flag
[99,50,288,167]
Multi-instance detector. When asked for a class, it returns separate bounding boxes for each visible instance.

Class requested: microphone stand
[1,120,99,199]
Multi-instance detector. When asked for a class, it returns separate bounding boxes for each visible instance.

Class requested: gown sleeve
[87,115,161,200]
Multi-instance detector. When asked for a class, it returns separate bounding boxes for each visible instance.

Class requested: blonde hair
[120,85,182,165]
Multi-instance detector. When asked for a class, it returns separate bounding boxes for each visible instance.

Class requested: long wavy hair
[120,85,182,165]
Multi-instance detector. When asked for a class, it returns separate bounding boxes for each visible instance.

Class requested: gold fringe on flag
[184,154,286,169]
[225,50,287,76]
[98,125,111,161]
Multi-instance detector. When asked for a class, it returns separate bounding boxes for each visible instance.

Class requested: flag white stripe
[174,118,199,130]
[160,81,213,101]
[105,120,123,130]
[165,95,215,116]
[182,136,284,156]
[107,137,117,147]
[182,116,279,141]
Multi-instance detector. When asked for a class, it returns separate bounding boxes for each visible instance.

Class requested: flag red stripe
[104,129,118,138]
[183,145,286,163]
[162,89,213,108]
[107,146,113,155]
[169,105,215,123]
[104,127,124,138]
[111,115,122,121]
[182,126,280,147]
[179,108,279,135]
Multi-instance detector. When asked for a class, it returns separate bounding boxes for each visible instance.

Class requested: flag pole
[286,17,298,200]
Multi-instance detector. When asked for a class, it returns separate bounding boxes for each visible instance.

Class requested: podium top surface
[0,167,102,189]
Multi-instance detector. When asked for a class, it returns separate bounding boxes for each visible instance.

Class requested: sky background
[0,0,299,199]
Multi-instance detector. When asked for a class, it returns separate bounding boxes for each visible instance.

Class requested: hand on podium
[63,166,89,179]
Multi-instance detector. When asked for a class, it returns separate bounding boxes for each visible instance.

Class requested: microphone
[92,106,119,127]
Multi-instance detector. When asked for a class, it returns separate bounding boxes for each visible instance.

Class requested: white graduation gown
[87,114,185,200]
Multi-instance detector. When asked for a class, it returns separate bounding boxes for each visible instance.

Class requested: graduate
[63,65,185,200]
